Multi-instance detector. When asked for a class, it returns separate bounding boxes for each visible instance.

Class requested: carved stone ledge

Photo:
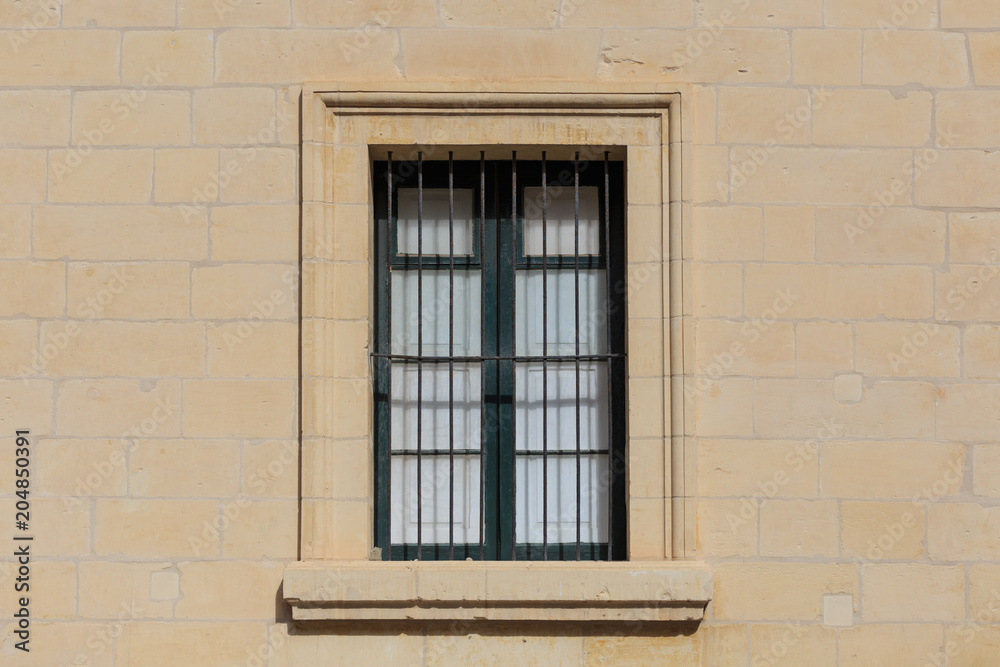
[284,560,712,623]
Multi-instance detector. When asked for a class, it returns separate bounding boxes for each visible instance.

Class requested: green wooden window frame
[373,153,627,561]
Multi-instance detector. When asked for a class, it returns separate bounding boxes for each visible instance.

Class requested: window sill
[283,560,712,622]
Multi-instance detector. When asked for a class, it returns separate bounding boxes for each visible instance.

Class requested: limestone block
[862,564,964,621]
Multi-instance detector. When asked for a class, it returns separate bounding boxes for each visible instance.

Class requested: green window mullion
[496,221,516,560]
[373,169,392,559]
[480,161,500,560]
[604,160,628,560]
[495,163,518,561]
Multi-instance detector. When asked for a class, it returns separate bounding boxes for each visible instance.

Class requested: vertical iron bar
[604,151,614,561]
[479,151,486,561]
[511,150,518,560]
[448,151,455,560]
[416,151,423,559]
[510,151,517,560]
[541,151,548,561]
[574,151,581,561]
[386,151,393,561]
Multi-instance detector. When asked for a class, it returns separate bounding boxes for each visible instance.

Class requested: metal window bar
[604,151,614,561]
[448,151,456,560]
[541,150,548,561]
[416,151,423,559]
[379,151,623,561]
[373,353,623,363]
[511,150,517,561]
[386,151,393,562]
[479,150,486,561]
[393,449,609,456]
[574,151,581,561]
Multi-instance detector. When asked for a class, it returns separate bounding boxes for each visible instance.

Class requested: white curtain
[390,184,610,545]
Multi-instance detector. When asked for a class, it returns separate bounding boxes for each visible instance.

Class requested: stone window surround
[285,82,711,623]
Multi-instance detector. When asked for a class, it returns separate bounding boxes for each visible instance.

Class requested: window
[288,86,713,624]
[372,150,627,561]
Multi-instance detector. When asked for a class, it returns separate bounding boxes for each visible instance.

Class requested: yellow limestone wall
[2,0,1000,664]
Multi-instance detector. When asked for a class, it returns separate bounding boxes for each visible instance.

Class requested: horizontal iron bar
[390,449,609,457]
[516,450,608,456]
[389,542,609,548]
[392,449,481,456]
[372,353,625,363]
[387,542,609,561]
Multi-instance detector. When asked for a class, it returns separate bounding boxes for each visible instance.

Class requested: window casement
[285,85,712,624]
[372,151,627,561]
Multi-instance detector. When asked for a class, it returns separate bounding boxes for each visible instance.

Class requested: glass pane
[398,188,475,256]
[515,454,608,544]
[391,363,482,452]
[392,270,481,355]
[391,455,481,544]
[523,185,600,256]
[514,362,608,452]
[515,270,606,356]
